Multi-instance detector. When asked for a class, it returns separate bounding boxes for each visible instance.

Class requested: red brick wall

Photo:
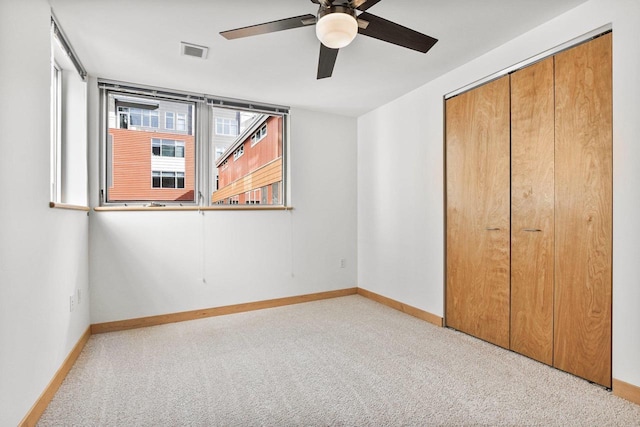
[108,128,195,201]
[218,116,282,189]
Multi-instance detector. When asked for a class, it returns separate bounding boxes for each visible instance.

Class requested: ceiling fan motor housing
[316,5,358,49]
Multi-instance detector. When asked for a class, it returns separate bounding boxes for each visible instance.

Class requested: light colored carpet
[38,295,640,426]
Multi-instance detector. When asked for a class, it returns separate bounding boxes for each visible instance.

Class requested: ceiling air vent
[181,42,208,59]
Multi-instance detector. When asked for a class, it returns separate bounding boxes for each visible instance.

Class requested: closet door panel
[554,33,612,387]
[446,76,511,349]
[510,57,555,365]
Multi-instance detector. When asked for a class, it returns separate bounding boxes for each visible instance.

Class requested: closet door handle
[485,227,500,231]
[523,228,542,232]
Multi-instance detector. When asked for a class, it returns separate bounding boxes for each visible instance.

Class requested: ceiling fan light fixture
[316,6,358,49]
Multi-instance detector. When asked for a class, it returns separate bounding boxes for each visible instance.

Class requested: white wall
[89,106,357,323]
[358,0,640,389]
[0,1,91,425]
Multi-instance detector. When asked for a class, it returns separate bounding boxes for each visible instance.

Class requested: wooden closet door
[510,58,555,365]
[554,33,612,387]
[446,76,511,349]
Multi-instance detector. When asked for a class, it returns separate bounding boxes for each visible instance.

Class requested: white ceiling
[50,0,589,117]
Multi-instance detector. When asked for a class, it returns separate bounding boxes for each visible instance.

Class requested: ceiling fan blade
[220,14,316,40]
[357,12,438,53]
[352,0,383,11]
[317,44,339,79]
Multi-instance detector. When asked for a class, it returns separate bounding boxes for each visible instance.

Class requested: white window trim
[176,112,187,131]
[50,61,62,202]
[165,111,175,130]
[152,170,185,189]
[215,117,238,136]
[99,80,290,207]
[152,138,185,158]
[148,110,159,128]
[233,144,244,161]
[251,124,267,147]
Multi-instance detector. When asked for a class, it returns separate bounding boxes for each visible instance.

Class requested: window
[101,81,287,206]
[51,62,61,202]
[233,145,244,160]
[105,93,194,202]
[127,108,158,128]
[251,124,267,146]
[149,110,159,128]
[50,17,88,206]
[213,113,284,206]
[152,171,184,189]
[244,189,261,204]
[129,108,141,126]
[176,113,186,131]
[117,107,129,129]
[165,112,174,130]
[152,139,185,158]
[272,182,280,205]
[215,117,238,136]
[214,146,225,159]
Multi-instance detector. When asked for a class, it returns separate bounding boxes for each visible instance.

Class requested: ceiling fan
[220,0,438,79]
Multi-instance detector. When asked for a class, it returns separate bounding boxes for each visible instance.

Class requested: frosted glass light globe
[316,11,358,49]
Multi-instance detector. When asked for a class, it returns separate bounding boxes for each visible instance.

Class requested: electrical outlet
[340,258,346,268]
[69,295,75,312]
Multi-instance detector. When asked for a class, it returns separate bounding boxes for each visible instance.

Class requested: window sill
[49,202,91,212]
[93,205,293,212]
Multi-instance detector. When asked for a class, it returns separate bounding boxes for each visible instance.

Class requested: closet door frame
[443,29,612,387]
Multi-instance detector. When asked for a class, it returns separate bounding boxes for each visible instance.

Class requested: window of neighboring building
[176,113,186,131]
[129,108,141,126]
[129,108,158,128]
[165,112,175,130]
[272,182,280,204]
[215,117,238,136]
[251,124,267,146]
[152,171,185,189]
[243,189,261,204]
[152,138,185,158]
[233,144,244,160]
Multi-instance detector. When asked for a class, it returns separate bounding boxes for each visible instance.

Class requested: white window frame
[251,124,267,147]
[50,16,88,207]
[165,111,175,130]
[215,117,238,136]
[129,108,142,127]
[151,170,185,189]
[50,62,62,202]
[99,80,289,207]
[176,113,187,131]
[233,144,244,161]
[152,138,185,158]
[146,110,159,128]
